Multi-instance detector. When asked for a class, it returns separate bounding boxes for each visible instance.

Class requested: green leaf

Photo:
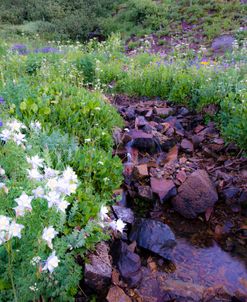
[20,101,27,111]
[0,278,11,290]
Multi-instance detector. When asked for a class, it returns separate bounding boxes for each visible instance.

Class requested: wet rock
[161,139,176,152]
[129,130,158,153]
[84,242,112,293]
[111,240,142,287]
[181,139,194,153]
[222,187,240,202]
[172,169,218,218]
[137,185,153,201]
[125,107,136,120]
[129,219,176,260]
[112,205,134,224]
[150,177,177,202]
[106,286,132,302]
[211,35,235,53]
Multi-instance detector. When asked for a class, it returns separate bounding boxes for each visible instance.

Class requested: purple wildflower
[34,47,59,54]
[0,121,3,127]
[11,44,29,55]
[0,97,4,104]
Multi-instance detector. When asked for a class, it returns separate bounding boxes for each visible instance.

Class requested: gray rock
[112,205,134,224]
[129,219,176,260]
[84,242,112,293]
[172,169,218,218]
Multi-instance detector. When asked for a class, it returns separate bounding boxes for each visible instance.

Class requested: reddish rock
[84,242,112,293]
[181,139,194,153]
[151,177,177,202]
[133,164,149,178]
[106,286,132,302]
[165,145,178,164]
[176,170,187,183]
[172,170,218,218]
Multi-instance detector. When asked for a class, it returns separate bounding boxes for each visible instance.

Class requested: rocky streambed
[79,95,247,302]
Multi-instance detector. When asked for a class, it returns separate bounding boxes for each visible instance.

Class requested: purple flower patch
[34,47,60,54]
[0,97,4,104]
[11,44,29,55]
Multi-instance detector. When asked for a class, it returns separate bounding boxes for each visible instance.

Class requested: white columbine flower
[0,167,5,175]
[32,186,45,198]
[0,129,11,141]
[62,167,78,183]
[109,219,126,234]
[6,120,26,132]
[99,205,109,221]
[13,132,26,145]
[26,155,44,169]
[46,178,58,191]
[42,226,58,249]
[0,215,10,231]
[27,169,43,181]
[45,191,62,208]
[44,167,58,179]
[8,221,24,239]
[56,199,69,213]
[15,192,33,209]
[43,251,60,273]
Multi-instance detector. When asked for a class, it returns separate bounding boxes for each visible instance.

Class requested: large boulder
[172,169,218,218]
[129,219,176,260]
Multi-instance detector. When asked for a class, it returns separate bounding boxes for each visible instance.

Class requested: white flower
[8,221,24,239]
[0,167,5,175]
[26,155,44,169]
[44,167,58,179]
[0,230,6,245]
[62,167,78,183]
[43,251,60,273]
[13,205,26,217]
[109,219,126,234]
[32,186,45,198]
[30,121,41,132]
[0,129,11,141]
[42,226,58,249]
[45,191,62,208]
[27,169,43,181]
[0,215,10,231]
[56,199,69,213]
[12,132,26,145]
[15,192,33,209]
[46,178,58,191]
[6,120,26,132]
[99,206,109,221]
[84,138,91,143]
[30,256,41,266]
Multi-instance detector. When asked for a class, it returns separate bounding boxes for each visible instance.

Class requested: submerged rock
[84,242,112,293]
[111,240,142,287]
[172,169,218,218]
[129,219,176,260]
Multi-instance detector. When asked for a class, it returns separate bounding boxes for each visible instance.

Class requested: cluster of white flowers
[0,119,27,147]
[24,154,78,213]
[99,205,126,234]
[0,166,8,194]
[0,215,24,245]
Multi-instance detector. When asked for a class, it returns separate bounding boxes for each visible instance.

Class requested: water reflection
[170,238,247,296]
